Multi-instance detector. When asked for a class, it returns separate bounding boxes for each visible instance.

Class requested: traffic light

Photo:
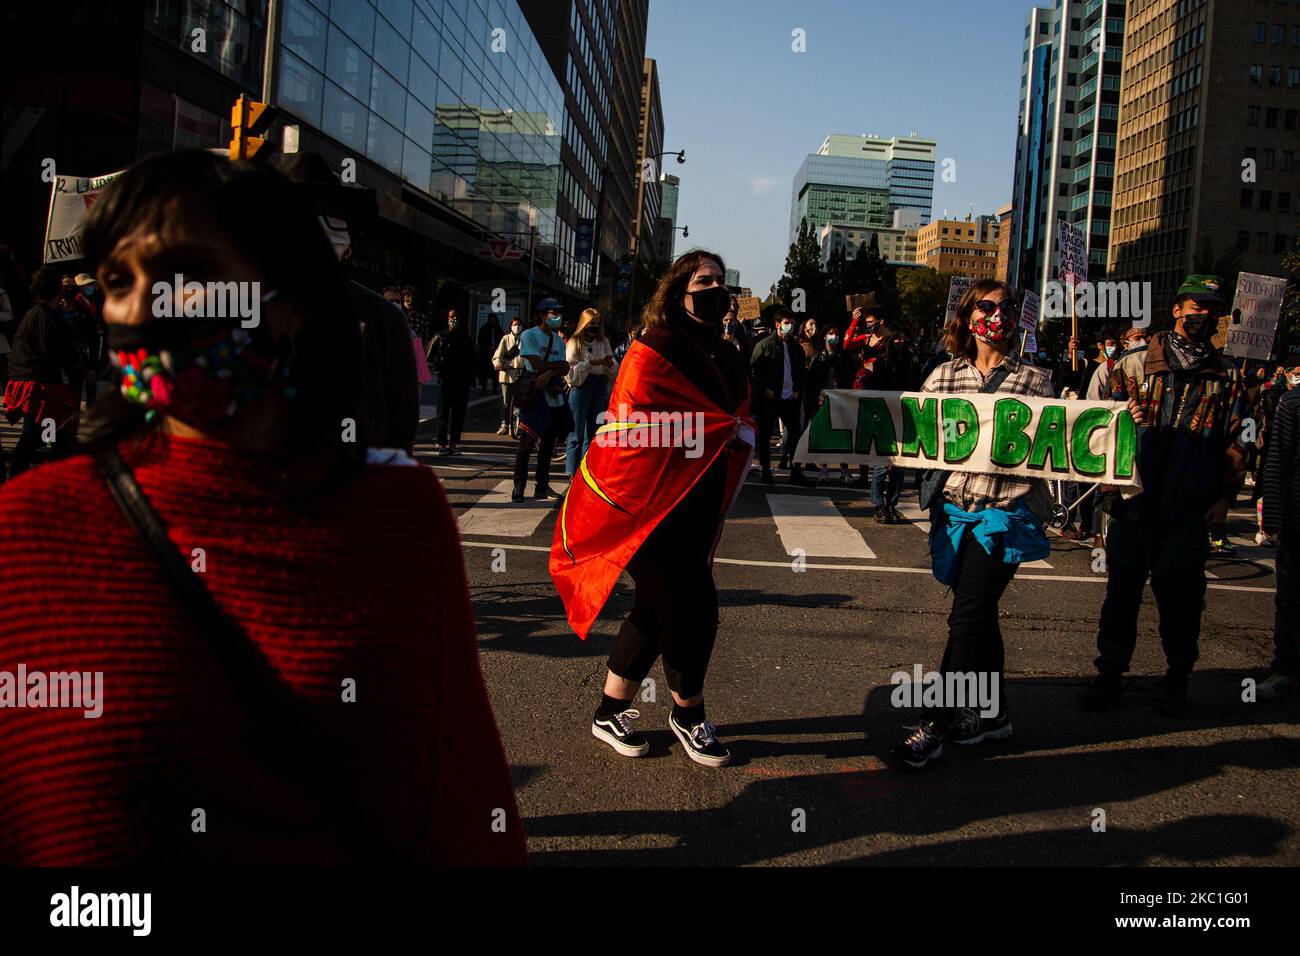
[229,94,276,161]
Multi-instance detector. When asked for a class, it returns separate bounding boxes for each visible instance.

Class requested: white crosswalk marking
[456,479,568,538]
[892,501,1052,568]
[765,493,876,559]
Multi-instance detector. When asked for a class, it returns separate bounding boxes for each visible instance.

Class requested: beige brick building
[916,216,1001,279]
[1108,0,1300,314]
[996,202,1014,283]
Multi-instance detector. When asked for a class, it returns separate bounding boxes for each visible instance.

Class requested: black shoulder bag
[917,363,1012,513]
[95,448,425,861]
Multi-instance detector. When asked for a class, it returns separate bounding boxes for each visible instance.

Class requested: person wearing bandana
[1080,275,1249,718]
[892,280,1055,770]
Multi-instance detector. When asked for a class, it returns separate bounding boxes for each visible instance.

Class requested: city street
[431,396,1299,867]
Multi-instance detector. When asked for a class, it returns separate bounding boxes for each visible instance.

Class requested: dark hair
[641,248,726,329]
[30,266,62,301]
[772,306,795,324]
[80,150,364,472]
[944,279,1017,360]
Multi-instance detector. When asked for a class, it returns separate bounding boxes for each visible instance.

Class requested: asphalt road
[426,394,1300,867]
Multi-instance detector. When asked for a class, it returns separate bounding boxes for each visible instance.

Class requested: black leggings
[606,461,726,698]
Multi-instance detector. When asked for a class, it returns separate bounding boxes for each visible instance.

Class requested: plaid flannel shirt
[921,352,1056,515]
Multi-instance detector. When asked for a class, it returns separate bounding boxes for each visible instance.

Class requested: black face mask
[684,285,731,324]
[1180,315,1211,342]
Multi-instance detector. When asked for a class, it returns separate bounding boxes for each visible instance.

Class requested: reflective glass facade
[790,150,935,242]
[276,0,563,244]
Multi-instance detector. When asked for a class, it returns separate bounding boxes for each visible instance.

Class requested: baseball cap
[1176,274,1227,310]
[535,297,562,314]
[74,273,95,286]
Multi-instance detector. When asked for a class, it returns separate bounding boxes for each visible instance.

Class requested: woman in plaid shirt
[892,280,1054,770]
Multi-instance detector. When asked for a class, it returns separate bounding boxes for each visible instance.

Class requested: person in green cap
[1079,275,1249,718]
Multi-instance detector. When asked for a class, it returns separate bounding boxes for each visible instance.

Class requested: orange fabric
[549,340,754,639]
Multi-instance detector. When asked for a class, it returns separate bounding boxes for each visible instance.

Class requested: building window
[1284,151,1296,172]
[1257,232,1270,252]
[1288,110,1298,131]
[1277,234,1292,255]
[1273,24,1286,45]
[1291,68,1300,89]
[1266,107,1279,128]
[1261,191,1273,211]
[1238,231,1251,250]
[1265,148,1276,169]
[1254,23,1266,43]
[1249,105,1260,125]
[1250,64,1263,84]
[1270,65,1282,86]
[1242,188,1253,209]
[1280,193,1292,214]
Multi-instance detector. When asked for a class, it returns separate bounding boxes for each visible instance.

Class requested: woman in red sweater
[0,151,526,865]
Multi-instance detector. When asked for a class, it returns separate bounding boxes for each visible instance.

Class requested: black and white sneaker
[592,708,649,757]
[668,712,731,767]
[948,707,1013,746]
[890,720,944,769]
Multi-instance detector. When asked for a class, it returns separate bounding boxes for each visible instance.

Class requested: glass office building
[276,0,564,248]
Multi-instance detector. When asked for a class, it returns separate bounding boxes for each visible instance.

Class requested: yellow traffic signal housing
[229,94,275,161]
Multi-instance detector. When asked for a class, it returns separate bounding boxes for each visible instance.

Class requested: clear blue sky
[645,0,1033,295]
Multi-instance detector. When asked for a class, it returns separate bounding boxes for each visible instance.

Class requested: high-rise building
[724,268,741,286]
[1007,3,1126,302]
[1108,0,1300,311]
[916,216,1001,279]
[789,133,937,244]
[523,0,650,309]
[659,171,680,258]
[633,57,665,263]
[996,202,1014,283]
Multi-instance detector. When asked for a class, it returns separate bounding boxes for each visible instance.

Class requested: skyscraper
[1108,0,1300,311]
[1006,3,1125,302]
[659,171,680,259]
[789,133,937,245]
[633,57,664,263]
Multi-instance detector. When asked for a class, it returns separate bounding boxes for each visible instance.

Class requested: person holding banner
[550,250,754,768]
[1080,275,1248,718]
[892,280,1054,769]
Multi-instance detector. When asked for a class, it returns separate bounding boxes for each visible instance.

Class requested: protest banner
[43,169,125,263]
[943,276,974,327]
[1223,272,1288,362]
[793,389,1141,490]
[736,296,762,323]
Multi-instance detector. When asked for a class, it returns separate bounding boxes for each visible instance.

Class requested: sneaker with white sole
[668,712,731,767]
[890,720,944,769]
[1257,673,1299,700]
[592,708,649,757]
[948,707,1013,745]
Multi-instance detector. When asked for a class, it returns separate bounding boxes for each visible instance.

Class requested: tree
[897,267,953,337]
[774,217,827,318]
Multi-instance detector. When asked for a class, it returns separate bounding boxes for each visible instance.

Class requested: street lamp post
[624,151,685,323]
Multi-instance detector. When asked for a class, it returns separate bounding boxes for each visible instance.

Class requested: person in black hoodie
[427,308,477,455]
[868,324,921,522]
[3,268,78,478]
[751,306,810,486]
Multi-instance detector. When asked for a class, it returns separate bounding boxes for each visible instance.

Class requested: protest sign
[43,169,125,263]
[1223,272,1287,361]
[1023,327,1038,356]
[845,292,878,314]
[943,277,974,327]
[794,389,1141,490]
[736,296,762,323]
[1019,289,1040,332]
[1056,219,1087,287]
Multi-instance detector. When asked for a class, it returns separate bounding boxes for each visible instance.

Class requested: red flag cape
[549,339,754,639]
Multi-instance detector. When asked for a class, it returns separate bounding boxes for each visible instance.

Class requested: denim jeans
[871,465,902,508]
[566,377,607,476]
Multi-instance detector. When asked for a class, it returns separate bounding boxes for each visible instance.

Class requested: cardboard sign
[1211,314,1233,352]
[794,389,1141,490]
[943,277,974,327]
[1056,219,1087,287]
[1019,290,1040,332]
[845,292,878,314]
[43,169,125,263]
[736,296,762,323]
[1224,272,1288,361]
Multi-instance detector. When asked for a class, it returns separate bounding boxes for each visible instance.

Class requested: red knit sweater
[0,431,526,865]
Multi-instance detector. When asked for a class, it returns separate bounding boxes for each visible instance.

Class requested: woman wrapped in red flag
[550,250,754,767]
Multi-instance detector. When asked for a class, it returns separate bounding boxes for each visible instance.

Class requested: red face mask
[970,311,1010,345]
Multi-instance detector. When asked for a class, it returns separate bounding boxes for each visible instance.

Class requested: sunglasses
[974,299,1016,317]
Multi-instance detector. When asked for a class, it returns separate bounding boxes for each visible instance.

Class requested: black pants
[928,523,1017,728]
[8,410,76,478]
[757,397,803,473]
[1273,538,1300,678]
[607,460,726,698]
[437,379,470,446]
[513,411,565,494]
[1095,514,1208,676]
